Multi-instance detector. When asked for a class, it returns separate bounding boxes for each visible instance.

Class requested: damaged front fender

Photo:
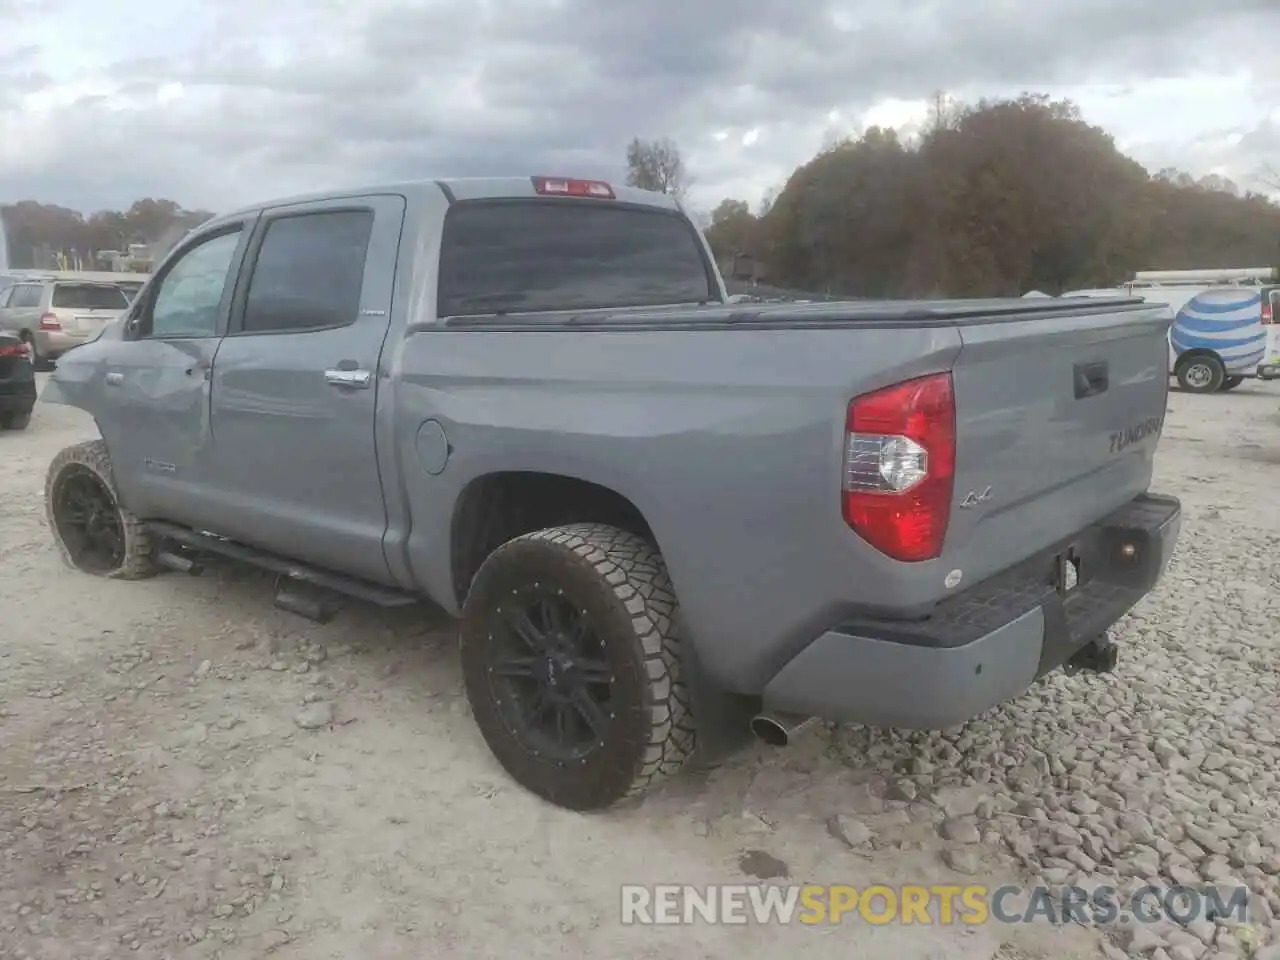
[40,321,120,413]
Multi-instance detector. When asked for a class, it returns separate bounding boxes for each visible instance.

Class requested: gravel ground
[2,377,1279,960]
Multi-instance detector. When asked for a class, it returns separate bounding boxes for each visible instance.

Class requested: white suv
[0,279,131,368]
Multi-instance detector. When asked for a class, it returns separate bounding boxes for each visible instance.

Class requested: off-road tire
[460,523,696,810]
[1175,354,1225,393]
[0,410,31,430]
[45,439,157,579]
[1220,376,1245,392]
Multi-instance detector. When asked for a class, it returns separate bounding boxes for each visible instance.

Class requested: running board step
[146,521,419,609]
[273,578,343,624]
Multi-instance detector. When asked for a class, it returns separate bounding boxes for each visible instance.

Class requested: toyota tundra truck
[40,176,1181,811]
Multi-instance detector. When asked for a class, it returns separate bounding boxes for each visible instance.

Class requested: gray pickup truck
[41,176,1182,811]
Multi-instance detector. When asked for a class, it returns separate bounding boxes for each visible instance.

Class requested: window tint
[438,201,714,317]
[51,284,129,310]
[241,210,374,334]
[149,230,242,338]
[11,285,43,308]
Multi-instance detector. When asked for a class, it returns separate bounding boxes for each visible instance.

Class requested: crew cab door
[203,195,404,585]
[98,220,255,523]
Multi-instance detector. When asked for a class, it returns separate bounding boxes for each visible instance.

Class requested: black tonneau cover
[433,296,1153,332]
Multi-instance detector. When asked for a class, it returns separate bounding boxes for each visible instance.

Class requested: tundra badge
[1110,415,1164,453]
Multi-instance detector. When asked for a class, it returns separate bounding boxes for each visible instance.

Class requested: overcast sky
[0,0,1277,218]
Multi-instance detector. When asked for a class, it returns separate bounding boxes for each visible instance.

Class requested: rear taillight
[39,312,61,330]
[0,342,28,359]
[1263,302,1274,325]
[843,373,956,562]
[531,176,615,199]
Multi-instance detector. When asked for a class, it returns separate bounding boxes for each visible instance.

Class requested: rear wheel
[0,410,31,430]
[45,440,156,579]
[1176,354,1225,393]
[460,523,696,810]
[1220,376,1245,392]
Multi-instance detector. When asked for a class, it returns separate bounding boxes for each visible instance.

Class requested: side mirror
[123,307,145,339]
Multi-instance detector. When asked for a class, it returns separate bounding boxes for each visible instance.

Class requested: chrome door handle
[105,372,123,386]
[324,368,372,389]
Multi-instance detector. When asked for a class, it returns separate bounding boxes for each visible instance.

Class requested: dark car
[0,331,36,430]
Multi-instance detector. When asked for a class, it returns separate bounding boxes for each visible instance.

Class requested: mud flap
[678,617,759,767]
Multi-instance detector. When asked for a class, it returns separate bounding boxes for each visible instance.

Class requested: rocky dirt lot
[2,378,1279,960]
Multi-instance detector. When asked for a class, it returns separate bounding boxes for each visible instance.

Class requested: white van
[1063,267,1277,394]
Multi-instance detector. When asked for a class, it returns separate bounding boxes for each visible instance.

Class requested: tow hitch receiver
[1063,634,1119,676]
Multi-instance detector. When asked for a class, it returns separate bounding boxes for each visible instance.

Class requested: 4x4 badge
[960,486,993,508]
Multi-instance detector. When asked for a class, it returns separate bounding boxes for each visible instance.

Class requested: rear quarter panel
[391,325,963,693]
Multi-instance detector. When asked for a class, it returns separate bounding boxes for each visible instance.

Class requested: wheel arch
[1174,347,1224,369]
[448,470,657,610]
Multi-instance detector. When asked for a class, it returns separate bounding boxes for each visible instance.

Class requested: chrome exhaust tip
[750,711,819,747]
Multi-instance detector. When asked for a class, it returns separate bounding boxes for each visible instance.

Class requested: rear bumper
[760,493,1182,728]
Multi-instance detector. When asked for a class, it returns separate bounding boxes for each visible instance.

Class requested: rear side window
[437,200,715,317]
[241,210,374,334]
[51,284,129,309]
[10,285,42,308]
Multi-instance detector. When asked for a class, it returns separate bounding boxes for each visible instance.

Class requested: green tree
[751,92,1280,297]
[703,198,757,260]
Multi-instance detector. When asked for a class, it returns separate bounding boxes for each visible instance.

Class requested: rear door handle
[105,372,123,386]
[324,368,372,389]
[1073,361,1109,399]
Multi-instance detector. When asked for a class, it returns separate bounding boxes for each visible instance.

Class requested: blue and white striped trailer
[1132,268,1274,393]
[1064,268,1278,394]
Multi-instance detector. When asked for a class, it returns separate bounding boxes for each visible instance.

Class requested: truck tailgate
[943,304,1171,585]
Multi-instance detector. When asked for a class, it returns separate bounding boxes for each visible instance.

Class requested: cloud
[0,0,1276,216]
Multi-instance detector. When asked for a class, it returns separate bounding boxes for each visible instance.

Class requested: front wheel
[1176,355,1225,393]
[460,523,696,810]
[1220,376,1245,392]
[45,440,157,579]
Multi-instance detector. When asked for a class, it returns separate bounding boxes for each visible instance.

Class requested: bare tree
[924,90,962,139]
[1258,162,1280,192]
[625,137,687,197]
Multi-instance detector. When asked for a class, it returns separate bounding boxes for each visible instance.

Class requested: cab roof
[209,176,683,228]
